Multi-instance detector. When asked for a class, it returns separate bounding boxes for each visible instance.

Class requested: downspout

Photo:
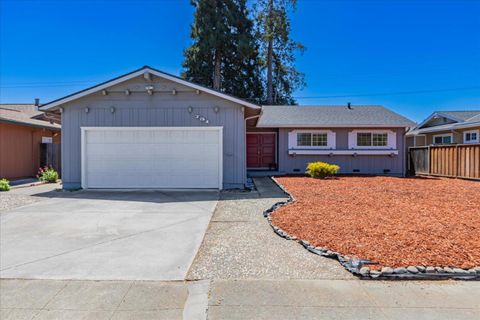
[403,127,409,177]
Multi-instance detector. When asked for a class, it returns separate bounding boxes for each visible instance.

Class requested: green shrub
[0,179,10,191]
[37,166,59,183]
[306,161,340,179]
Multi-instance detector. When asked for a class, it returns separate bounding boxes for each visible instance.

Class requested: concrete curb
[183,280,210,320]
[264,177,480,280]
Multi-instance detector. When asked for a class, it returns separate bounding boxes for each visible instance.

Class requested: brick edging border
[263,177,480,280]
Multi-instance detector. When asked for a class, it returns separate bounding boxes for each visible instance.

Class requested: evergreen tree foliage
[183,0,263,103]
[255,0,305,105]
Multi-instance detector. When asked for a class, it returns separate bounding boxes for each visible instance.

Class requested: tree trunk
[266,0,274,104]
[213,50,222,90]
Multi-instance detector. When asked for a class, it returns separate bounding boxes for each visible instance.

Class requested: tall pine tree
[183,0,263,103]
[256,0,305,105]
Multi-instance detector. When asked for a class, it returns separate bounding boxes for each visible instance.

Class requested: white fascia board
[452,121,480,130]
[40,67,260,111]
[288,149,399,155]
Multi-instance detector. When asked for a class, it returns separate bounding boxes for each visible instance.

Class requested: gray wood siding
[61,76,247,189]
[278,128,406,176]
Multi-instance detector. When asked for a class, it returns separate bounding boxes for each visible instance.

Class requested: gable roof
[39,66,261,111]
[256,105,415,128]
[408,110,480,135]
[0,104,60,130]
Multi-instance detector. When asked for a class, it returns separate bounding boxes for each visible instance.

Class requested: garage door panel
[83,127,222,189]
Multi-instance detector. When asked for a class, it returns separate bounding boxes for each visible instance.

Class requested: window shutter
[288,131,297,149]
[348,131,356,149]
[387,131,397,149]
[327,131,336,149]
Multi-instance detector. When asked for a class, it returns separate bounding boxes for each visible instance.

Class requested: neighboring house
[407,111,480,146]
[0,104,61,180]
[39,66,414,190]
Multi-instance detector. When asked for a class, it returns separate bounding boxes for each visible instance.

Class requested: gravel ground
[187,177,353,280]
[0,193,43,212]
[0,183,61,212]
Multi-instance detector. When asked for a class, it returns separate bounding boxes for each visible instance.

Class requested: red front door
[247,133,276,168]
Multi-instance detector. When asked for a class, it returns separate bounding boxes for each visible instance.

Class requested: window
[297,132,328,147]
[356,132,388,147]
[464,130,479,144]
[357,133,372,146]
[372,133,388,146]
[433,134,452,145]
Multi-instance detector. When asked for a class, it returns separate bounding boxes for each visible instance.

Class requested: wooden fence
[409,144,480,180]
[39,143,61,176]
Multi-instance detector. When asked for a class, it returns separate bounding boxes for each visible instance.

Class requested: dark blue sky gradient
[1,0,479,122]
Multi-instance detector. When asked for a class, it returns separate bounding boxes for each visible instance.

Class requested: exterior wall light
[188,106,193,113]
[85,107,90,113]
[145,85,154,95]
[102,90,108,96]
[110,106,115,114]
[213,106,219,113]
[124,89,131,96]
[59,107,64,113]
[241,106,245,113]
[195,89,201,95]
[172,89,177,95]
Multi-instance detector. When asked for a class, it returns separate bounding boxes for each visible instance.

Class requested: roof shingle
[257,105,415,127]
[0,104,60,130]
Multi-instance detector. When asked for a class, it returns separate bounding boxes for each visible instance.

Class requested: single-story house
[39,66,414,190]
[0,104,61,180]
[406,111,480,147]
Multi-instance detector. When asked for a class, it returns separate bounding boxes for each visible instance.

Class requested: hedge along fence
[409,143,480,180]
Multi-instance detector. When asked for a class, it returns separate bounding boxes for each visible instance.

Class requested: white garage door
[81,127,223,189]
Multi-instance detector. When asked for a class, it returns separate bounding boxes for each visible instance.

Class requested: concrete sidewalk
[1,279,478,320]
[208,279,479,320]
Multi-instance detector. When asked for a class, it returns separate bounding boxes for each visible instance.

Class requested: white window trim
[288,130,336,150]
[348,130,396,150]
[463,130,479,144]
[433,133,453,145]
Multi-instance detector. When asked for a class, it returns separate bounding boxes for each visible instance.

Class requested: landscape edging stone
[263,177,479,280]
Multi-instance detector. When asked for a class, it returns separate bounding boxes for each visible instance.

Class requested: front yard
[272,176,480,270]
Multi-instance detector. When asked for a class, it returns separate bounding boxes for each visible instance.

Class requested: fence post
[427,145,431,175]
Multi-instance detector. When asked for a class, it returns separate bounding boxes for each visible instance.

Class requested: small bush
[306,161,340,179]
[37,166,59,183]
[0,179,10,191]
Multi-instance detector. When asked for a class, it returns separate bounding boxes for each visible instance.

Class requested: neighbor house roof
[0,104,61,130]
[39,66,261,111]
[256,105,415,128]
[407,110,480,135]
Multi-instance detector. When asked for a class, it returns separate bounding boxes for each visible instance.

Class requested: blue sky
[1,0,479,122]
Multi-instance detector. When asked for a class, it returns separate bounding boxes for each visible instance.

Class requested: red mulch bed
[272,176,480,270]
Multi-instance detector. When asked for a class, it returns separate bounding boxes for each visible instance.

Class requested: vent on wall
[383,169,391,174]
[293,169,301,172]
[353,169,360,173]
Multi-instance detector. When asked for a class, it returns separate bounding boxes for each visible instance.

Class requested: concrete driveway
[0,190,217,280]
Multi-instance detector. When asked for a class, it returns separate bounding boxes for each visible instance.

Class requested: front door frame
[246,132,278,170]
